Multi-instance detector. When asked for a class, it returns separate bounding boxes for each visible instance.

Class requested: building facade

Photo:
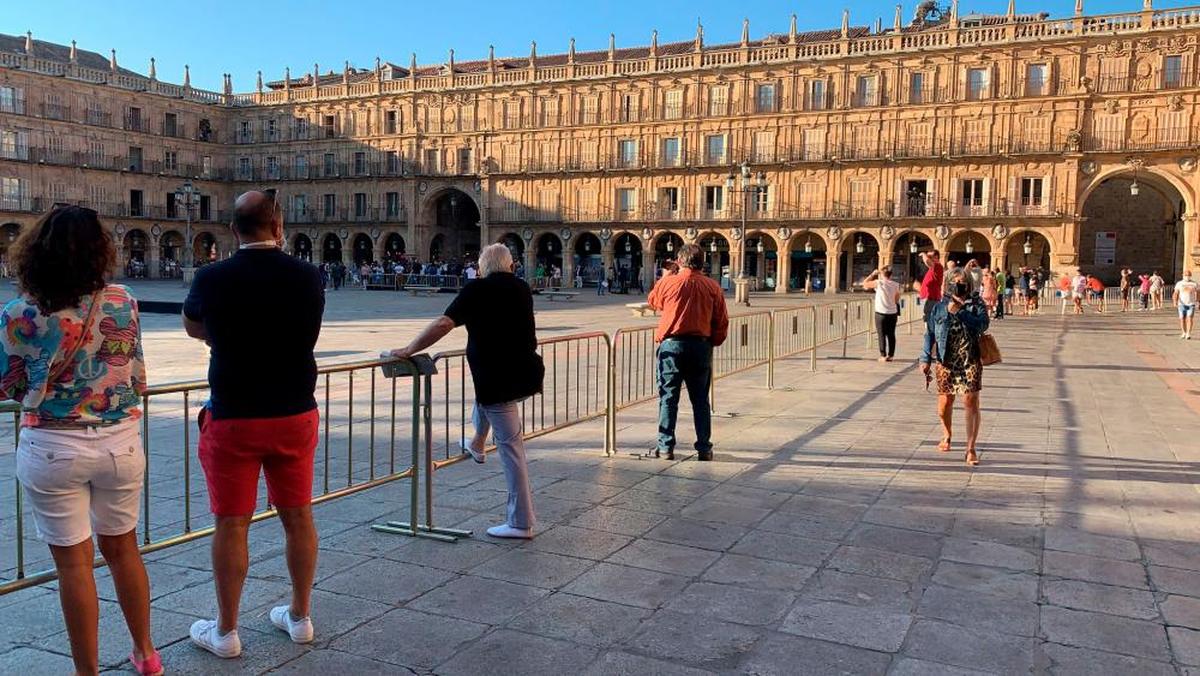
[3,1,1200,291]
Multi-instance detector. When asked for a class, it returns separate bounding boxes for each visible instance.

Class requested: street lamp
[965,237,975,254]
[1023,235,1033,256]
[804,236,813,254]
[174,179,198,284]
[909,237,919,254]
[725,161,767,306]
[855,236,865,254]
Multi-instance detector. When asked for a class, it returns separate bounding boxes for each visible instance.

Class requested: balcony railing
[39,103,71,121]
[84,109,113,127]
[123,115,151,133]
[1084,127,1193,153]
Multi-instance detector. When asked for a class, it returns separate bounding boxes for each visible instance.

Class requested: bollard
[373,355,471,544]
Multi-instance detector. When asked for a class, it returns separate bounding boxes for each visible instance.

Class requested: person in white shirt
[1071,269,1088,315]
[1151,271,1166,310]
[863,268,902,362]
[1173,270,1198,339]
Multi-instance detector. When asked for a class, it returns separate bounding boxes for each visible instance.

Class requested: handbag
[978,332,1002,366]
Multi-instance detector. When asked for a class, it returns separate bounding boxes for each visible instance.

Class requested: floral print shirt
[0,285,147,427]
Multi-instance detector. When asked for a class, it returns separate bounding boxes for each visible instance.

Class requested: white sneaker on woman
[486,524,533,539]
[190,619,241,658]
[270,605,314,644]
[460,438,486,464]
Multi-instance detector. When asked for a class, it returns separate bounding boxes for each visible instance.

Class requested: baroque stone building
[2,0,1200,291]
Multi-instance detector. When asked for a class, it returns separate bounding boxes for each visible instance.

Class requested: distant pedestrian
[981,268,998,317]
[1070,269,1087,315]
[388,244,542,538]
[864,268,901,362]
[1151,271,1165,310]
[183,190,325,658]
[1087,275,1105,312]
[646,244,729,461]
[1120,267,1133,312]
[994,268,1007,319]
[1174,270,1198,340]
[918,250,944,321]
[1139,273,1152,311]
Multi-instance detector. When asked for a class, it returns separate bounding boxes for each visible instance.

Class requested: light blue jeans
[472,401,535,530]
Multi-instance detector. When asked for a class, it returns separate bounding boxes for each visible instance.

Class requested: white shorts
[16,421,144,546]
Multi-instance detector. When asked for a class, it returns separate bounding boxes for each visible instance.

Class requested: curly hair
[12,206,115,314]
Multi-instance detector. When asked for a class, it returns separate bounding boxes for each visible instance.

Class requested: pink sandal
[130,651,163,676]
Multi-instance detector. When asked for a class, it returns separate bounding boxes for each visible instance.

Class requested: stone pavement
[3,306,1200,674]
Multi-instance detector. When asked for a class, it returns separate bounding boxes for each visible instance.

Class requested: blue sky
[9,0,1192,92]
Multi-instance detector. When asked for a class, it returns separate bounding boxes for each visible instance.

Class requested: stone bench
[405,286,440,297]
[543,291,580,301]
[626,302,656,317]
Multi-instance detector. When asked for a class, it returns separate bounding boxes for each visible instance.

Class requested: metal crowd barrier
[0,295,930,594]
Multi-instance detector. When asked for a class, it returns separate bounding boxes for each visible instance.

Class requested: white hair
[478,243,514,276]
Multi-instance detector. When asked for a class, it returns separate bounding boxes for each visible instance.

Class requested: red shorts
[198,408,318,516]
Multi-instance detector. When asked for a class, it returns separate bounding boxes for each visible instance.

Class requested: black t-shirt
[183,249,324,419]
[444,272,543,405]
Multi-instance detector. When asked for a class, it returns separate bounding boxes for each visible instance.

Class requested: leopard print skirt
[935,319,982,395]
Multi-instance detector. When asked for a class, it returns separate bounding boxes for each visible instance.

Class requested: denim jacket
[920,294,991,365]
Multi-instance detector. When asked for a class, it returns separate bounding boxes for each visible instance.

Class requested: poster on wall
[1094,232,1117,266]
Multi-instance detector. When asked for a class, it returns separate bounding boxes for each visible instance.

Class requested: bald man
[183,190,325,658]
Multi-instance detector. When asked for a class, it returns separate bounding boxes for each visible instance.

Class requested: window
[752,131,775,163]
[198,195,211,221]
[424,149,439,173]
[1165,55,1185,89]
[323,153,336,176]
[664,90,683,119]
[618,93,638,123]
[617,139,638,168]
[127,106,143,131]
[581,96,599,124]
[163,112,178,137]
[708,86,728,116]
[855,75,879,107]
[238,120,252,143]
[848,180,872,214]
[129,190,143,217]
[386,192,401,218]
[539,97,560,126]
[323,193,336,218]
[704,134,726,164]
[0,130,26,160]
[0,177,25,210]
[85,103,107,126]
[164,150,178,172]
[458,148,472,174]
[808,80,827,110]
[129,146,143,172]
[661,137,681,167]
[265,118,278,141]
[503,100,521,129]
[385,110,398,134]
[237,156,251,179]
[704,185,724,212]
[1026,64,1048,96]
[752,186,769,213]
[960,178,985,215]
[87,141,105,166]
[1020,178,1044,206]
[802,128,825,161]
[354,193,367,218]
[909,72,926,104]
[755,84,776,113]
[616,188,637,215]
[295,117,309,139]
[294,154,308,178]
[966,68,989,101]
[0,86,22,114]
[354,151,367,175]
[265,156,278,179]
[660,187,680,214]
[166,192,177,219]
[322,114,336,138]
[202,155,212,178]
[292,193,308,218]
[386,151,400,174]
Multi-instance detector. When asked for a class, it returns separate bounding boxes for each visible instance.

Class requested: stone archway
[159,231,184,278]
[1005,230,1053,276]
[322,233,342,263]
[947,230,993,269]
[535,232,563,278]
[745,230,780,291]
[293,233,313,262]
[0,222,19,277]
[838,231,881,291]
[698,231,732,285]
[788,231,830,293]
[123,229,149,278]
[1079,171,1186,283]
[194,232,218,266]
[383,233,406,261]
[352,233,374,266]
[892,231,935,289]
[421,187,481,263]
[574,232,603,286]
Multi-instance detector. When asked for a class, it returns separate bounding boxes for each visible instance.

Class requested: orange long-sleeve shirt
[647,268,729,346]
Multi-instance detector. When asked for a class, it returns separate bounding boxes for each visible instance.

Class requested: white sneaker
[486,524,533,539]
[190,619,241,658]
[460,438,486,464]
[1183,333,1189,340]
[269,605,314,644]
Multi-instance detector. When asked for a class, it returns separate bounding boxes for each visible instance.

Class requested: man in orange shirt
[646,244,730,461]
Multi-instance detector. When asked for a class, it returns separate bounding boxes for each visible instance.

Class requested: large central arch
[420,187,481,262]
[1079,168,1188,283]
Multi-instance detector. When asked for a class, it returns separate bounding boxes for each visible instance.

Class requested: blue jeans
[656,338,713,454]
[472,401,535,529]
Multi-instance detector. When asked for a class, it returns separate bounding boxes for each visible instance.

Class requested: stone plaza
[1,286,1199,674]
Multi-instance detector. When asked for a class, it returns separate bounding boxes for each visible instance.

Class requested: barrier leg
[809,307,817,372]
[841,302,850,359]
[416,372,471,541]
[767,314,775,389]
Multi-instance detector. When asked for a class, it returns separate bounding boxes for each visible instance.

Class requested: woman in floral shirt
[0,206,160,675]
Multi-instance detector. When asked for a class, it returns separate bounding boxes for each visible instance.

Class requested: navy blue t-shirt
[183,248,324,419]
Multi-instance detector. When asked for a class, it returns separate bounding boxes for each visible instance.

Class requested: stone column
[562,246,575,289]
[146,242,160,280]
[776,245,791,294]
[709,249,721,278]
[826,246,841,294]
[641,249,655,290]
[523,246,536,281]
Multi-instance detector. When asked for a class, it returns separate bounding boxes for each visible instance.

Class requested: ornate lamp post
[725,162,767,306]
[174,179,198,284]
